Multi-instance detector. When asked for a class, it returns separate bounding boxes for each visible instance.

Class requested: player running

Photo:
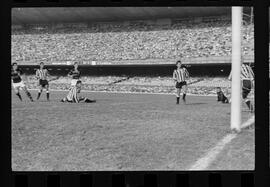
[68,62,81,87]
[228,63,254,112]
[60,80,96,103]
[11,63,34,102]
[173,60,190,104]
[35,62,50,101]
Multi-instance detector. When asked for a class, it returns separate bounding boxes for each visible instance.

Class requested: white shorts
[71,79,79,86]
[12,81,26,90]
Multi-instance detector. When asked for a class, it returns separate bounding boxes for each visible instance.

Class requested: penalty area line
[188,115,254,170]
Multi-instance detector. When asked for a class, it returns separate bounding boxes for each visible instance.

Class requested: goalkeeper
[61,80,96,103]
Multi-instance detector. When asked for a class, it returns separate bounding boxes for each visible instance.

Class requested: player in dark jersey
[216,87,229,103]
[61,80,96,103]
[68,62,81,87]
[173,60,190,104]
[35,62,50,101]
[11,63,34,101]
[228,63,254,112]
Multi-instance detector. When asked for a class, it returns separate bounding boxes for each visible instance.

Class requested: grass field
[12,90,254,171]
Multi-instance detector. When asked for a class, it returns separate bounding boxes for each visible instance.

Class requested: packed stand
[12,17,254,64]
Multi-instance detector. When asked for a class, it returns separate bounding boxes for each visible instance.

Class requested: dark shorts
[176,81,187,89]
[242,80,251,99]
[39,79,49,88]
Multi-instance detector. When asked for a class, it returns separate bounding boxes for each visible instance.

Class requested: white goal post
[230,7,242,132]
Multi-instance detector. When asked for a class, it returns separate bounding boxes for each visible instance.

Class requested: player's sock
[182,94,186,103]
[46,91,50,101]
[26,91,34,102]
[37,91,41,100]
[176,97,180,104]
[16,93,22,101]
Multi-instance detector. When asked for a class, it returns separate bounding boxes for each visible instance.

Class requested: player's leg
[22,85,34,102]
[45,82,50,101]
[182,82,187,104]
[176,88,181,104]
[37,83,43,100]
[13,86,22,101]
[79,97,96,103]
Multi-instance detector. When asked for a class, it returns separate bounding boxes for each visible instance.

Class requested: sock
[176,97,180,104]
[16,93,22,101]
[37,91,41,100]
[46,92,50,100]
[26,91,33,101]
[182,94,186,101]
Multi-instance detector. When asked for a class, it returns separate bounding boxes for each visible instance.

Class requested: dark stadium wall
[19,64,240,77]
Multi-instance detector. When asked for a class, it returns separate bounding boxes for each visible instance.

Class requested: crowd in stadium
[12,18,254,63]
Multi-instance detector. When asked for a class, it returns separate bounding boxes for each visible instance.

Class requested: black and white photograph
[11,7,255,171]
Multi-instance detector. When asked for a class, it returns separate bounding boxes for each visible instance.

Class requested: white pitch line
[188,116,255,170]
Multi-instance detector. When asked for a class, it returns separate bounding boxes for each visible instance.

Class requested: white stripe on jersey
[228,64,254,80]
[36,69,49,80]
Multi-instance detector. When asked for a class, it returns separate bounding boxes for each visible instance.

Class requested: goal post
[230,7,242,132]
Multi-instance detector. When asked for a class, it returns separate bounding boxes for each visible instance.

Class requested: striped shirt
[36,69,49,80]
[66,86,80,103]
[173,68,189,82]
[228,64,254,80]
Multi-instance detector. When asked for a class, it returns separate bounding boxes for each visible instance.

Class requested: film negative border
[2,0,269,187]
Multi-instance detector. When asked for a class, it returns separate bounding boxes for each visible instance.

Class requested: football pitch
[12,90,254,171]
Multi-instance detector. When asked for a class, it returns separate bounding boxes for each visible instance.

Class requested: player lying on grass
[11,63,34,102]
[173,60,190,104]
[35,62,50,101]
[216,87,229,103]
[228,63,254,112]
[61,80,96,103]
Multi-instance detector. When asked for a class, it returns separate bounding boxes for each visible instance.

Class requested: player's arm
[184,68,190,79]
[68,70,73,78]
[228,70,232,81]
[35,69,40,80]
[173,70,177,82]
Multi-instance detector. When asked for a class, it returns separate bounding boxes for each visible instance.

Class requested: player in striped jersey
[228,63,254,112]
[173,60,190,104]
[60,81,96,103]
[11,63,34,102]
[36,62,50,101]
[68,62,81,87]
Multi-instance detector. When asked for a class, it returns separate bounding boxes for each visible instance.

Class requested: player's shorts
[12,81,26,90]
[175,81,187,89]
[242,80,251,99]
[71,79,80,86]
[39,79,49,87]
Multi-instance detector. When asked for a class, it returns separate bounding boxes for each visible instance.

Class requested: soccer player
[173,60,190,104]
[11,63,34,102]
[228,63,254,112]
[35,62,50,101]
[216,87,229,104]
[68,62,81,87]
[60,80,96,103]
